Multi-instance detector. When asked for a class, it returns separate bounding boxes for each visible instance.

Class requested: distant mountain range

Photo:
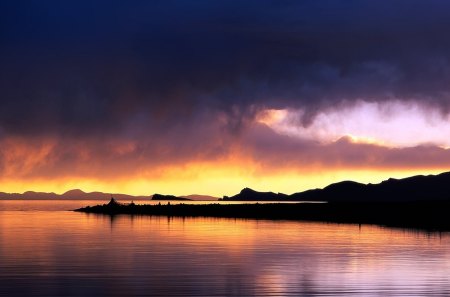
[0,189,218,201]
[3,171,450,202]
[222,171,450,203]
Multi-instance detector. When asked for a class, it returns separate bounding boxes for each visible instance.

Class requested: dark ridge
[221,187,288,201]
[75,171,450,231]
[151,194,191,201]
[0,190,215,200]
[223,171,450,202]
[0,190,151,200]
[74,201,450,232]
[291,172,450,202]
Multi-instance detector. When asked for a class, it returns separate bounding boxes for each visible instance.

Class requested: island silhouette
[151,194,191,201]
[0,190,215,201]
[75,171,450,231]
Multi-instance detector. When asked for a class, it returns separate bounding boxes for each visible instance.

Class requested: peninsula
[75,171,450,231]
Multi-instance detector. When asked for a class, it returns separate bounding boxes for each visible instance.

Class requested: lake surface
[1,200,450,296]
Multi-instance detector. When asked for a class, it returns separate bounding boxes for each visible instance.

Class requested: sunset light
[259,100,450,148]
[2,1,450,295]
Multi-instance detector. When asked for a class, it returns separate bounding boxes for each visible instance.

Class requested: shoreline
[74,200,450,231]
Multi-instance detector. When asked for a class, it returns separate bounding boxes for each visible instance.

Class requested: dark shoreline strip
[74,202,450,231]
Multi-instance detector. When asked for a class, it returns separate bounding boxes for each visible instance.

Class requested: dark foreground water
[1,200,450,296]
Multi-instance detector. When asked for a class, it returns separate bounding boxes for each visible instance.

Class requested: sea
[1,199,449,296]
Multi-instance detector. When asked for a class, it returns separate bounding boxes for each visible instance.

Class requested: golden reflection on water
[1,201,450,296]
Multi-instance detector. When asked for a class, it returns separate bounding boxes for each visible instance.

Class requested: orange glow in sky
[1,163,447,197]
[2,101,450,196]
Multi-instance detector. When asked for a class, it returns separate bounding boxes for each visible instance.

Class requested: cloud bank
[1,0,450,194]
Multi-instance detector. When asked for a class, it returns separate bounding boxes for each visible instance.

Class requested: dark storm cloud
[3,123,450,181]
[2,0,450,139]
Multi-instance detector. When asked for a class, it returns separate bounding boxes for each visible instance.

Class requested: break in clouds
[2,0,450,180]
[259,100,450,148]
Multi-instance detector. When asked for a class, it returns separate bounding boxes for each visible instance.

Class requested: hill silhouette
[4,171,450,203]
[222,187,288,201]
[0,189,216,201]
[74,171,450,231]
[152,194,191,200]
[222,171,450,202]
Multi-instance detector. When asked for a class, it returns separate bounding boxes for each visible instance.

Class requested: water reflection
[0,201,450,296]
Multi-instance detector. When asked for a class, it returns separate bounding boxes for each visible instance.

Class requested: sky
[2,0,450,196]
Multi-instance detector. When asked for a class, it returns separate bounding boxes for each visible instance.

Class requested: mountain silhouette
[152,194,191,200]
[222,187,288,201]
[0,190,216,201]
[75,171,450,231]
[222,171,450,203]
[4,171,450,203]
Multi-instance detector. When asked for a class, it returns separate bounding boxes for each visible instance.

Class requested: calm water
[1,200,450,296]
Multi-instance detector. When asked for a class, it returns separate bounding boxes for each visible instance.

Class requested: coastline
[74,200,450,231]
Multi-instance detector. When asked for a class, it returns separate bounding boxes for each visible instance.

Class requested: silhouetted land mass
[222,171,450,203]
[0,189,216,200]
[75,171,450,231]
[152,194,191,200]
[75,199,450,231]
[0,189,151,200]
[222,188,288,201]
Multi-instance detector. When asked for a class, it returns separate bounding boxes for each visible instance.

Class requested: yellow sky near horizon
[1,167,447,197]
[2,101,450,197]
